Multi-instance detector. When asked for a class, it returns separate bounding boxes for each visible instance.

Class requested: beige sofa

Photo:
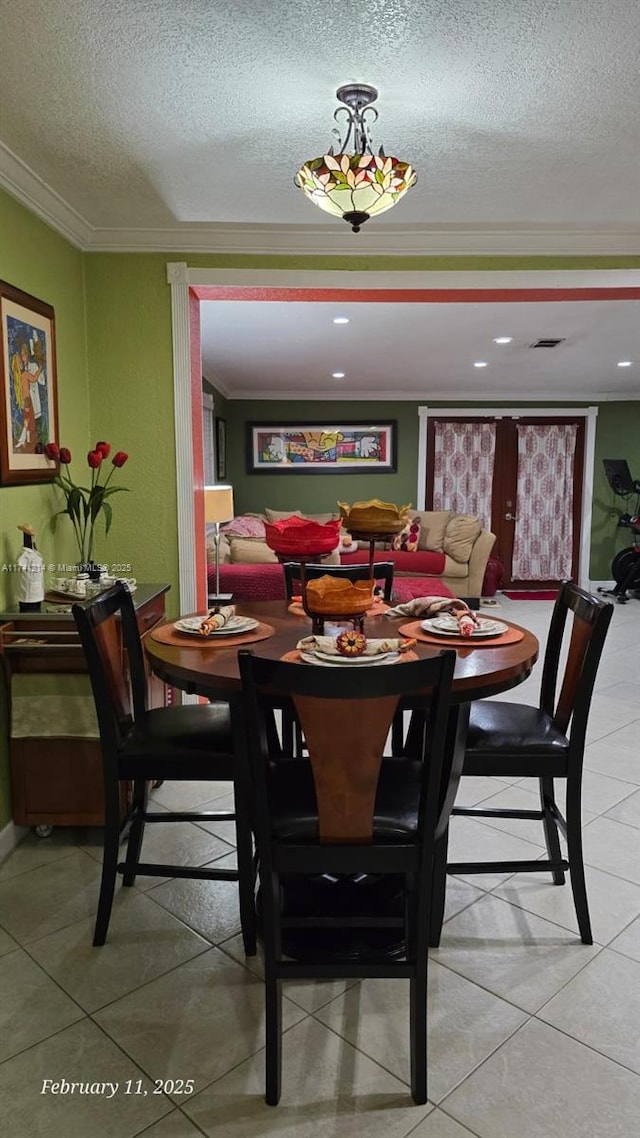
[399,509,497,598]
[209,507,496,601]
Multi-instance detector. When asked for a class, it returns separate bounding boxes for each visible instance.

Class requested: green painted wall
[0,187,89,828]
[592,403,640,577]
[83,256,177,589]
[228,400,419,514]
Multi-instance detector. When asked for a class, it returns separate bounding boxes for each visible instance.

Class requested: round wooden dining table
[144,600,539,704]
[144,600,539,959]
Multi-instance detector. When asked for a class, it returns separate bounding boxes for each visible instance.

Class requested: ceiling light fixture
[333,316,350,324]
[474,361,488,368]
[617,360,633,367]
[294,84,417,233]
[332,371,346,378]
[493,336,513,344]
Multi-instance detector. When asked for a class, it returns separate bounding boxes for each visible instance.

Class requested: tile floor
[1,594,639,1137]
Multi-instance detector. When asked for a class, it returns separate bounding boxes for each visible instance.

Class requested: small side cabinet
[0,584,170,829]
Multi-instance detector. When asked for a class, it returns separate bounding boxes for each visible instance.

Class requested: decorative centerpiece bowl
[264,515,342,556]
[304,575,375,616]
[337,498,411,536]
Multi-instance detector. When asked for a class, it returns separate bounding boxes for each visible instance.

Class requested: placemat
[281,648,419,666]
[150,621,275,649]
[398,619,524,647]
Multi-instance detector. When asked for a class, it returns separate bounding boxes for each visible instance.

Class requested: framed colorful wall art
[0,280,59,485]
[247,421,397,474]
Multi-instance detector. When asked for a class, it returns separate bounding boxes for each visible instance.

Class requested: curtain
[432,420,495,527]
[512,423,577,580]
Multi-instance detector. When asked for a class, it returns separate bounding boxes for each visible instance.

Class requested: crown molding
[230,388,637,401]
[0,141,93,248]
[2,144,640,256]
[87,223,640,256]
[202,367,231,399]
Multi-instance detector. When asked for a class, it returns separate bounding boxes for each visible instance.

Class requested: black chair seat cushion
[467,700,569,753]
[268,757,423,842]
[464,701,569,775]
[118,702,234,779]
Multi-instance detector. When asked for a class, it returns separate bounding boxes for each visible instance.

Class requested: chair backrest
[540,581,613,741]
[238,649,456,849]
[283,560,395,603]
[72,584,148,752]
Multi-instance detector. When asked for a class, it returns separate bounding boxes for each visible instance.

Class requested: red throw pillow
[392,519,421,553]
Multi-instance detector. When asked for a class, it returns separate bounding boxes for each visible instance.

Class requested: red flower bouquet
[45,440,129,564]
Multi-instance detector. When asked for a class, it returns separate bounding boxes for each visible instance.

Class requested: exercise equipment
[599,459,640,603]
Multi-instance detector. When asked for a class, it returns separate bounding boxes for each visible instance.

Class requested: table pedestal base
[309,611,365,635]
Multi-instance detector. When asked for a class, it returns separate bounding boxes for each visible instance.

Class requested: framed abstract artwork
[0,280,59,486]
[247,421,397,474]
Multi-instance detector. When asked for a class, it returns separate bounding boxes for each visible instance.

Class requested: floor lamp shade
[204,485,234,602]
[204,485,234,524]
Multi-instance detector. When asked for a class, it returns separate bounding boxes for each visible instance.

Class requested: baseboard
[0,820,29,864]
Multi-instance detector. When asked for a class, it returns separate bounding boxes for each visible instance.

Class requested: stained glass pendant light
[294,84,417,233]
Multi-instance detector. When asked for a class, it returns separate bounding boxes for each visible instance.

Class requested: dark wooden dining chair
[72,584,256,951]
[429,581,614,947]
[237,647,460,1106]
[281,560,396,754]
[282,559,395,602]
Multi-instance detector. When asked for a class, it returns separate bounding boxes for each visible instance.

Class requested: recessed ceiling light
[493,336,513,344]
[473,361,488,368]
[617,360,633,367]
[333,316,350,325]
[332,371,346,378]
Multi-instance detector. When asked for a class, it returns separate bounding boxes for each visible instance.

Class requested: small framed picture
[0,280,59,486]
[215,417,227,480]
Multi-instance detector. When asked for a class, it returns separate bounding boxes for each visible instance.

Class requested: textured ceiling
[3,3,639,399]
[200,297,640,399]
[1,0,640,233]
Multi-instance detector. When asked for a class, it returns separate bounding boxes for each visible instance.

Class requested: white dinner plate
[300,650,400,667]
[174,615,258,636]
[420,616,508,639]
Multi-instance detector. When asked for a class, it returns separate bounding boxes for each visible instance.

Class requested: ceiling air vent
[529,338,566,348]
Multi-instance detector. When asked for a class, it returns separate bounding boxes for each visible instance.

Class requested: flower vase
[78,561,102,581]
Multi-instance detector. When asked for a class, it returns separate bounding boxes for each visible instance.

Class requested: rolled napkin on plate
[297,634,415,656]
[387,595,478,619]
[386,595,480,637]
[198,605,236,635]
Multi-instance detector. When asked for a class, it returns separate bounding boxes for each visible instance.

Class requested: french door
[426,416,585,588]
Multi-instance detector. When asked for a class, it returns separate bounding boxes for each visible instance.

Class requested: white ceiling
[1,0,640,253]
[201,296,640,400]
[2,2,640,400]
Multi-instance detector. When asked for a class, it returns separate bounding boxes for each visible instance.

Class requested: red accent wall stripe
[189,293,206,614]
[193,286,640,304]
